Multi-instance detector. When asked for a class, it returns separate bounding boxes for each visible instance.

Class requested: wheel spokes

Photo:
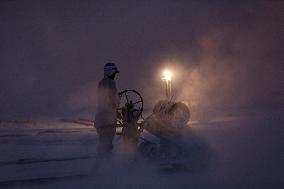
[133,100,143,105]
[124,92,129,103]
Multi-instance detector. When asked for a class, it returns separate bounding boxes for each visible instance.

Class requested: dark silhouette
[95,63,120,157]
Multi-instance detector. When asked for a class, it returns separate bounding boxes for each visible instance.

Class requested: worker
[95,62,120,157]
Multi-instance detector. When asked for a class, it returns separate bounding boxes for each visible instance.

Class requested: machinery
[116,90,144,145]
[116,89,191,166]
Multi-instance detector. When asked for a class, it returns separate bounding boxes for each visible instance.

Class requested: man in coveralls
[95,63,120,157]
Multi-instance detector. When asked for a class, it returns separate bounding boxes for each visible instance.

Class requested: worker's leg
[97,126,116,157]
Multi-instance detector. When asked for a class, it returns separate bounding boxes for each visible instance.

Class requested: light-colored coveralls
[95,77,118,156]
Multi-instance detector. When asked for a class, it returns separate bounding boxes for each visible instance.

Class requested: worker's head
[104,62,120,79]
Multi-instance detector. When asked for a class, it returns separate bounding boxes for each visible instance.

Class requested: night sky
[0,0,283,119]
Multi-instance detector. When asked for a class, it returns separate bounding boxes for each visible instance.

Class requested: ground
[0,110,283,189]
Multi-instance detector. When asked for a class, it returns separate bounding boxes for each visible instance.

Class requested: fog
[0,0,283,119]
[0,116,282,188]
[0,2,283,188]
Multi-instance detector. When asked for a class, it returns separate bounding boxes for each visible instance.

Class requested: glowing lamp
[161,70,172,81]
[161,70,172,99]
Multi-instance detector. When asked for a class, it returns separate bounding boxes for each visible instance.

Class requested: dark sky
[0,0,283,119]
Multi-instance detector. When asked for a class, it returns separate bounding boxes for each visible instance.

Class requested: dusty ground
[0,111,283,189]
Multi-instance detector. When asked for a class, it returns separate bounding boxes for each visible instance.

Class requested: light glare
[162,70,172,81]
